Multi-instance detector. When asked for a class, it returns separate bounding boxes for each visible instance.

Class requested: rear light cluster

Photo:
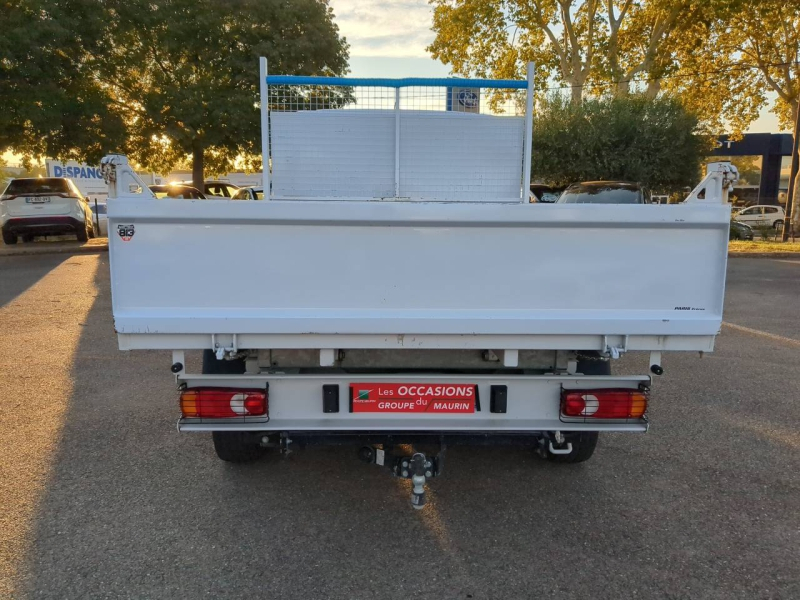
[180,387,268,419]
[561,389,647,420]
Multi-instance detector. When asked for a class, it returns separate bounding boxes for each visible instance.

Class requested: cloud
[330,1,436,58]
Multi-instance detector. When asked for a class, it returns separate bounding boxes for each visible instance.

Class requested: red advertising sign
[350,383,476,413]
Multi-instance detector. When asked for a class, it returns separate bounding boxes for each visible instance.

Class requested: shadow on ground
[0,255,70,307]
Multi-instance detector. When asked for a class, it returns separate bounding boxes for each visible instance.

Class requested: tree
[98,0,349,188]
[428,0,798,136]
[531,94,708,188]
[1,0,350,188]
[428,0,705,102]
[659,0,799,136]
[0,0,127,166]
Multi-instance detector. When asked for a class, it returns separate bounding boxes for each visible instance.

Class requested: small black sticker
[117,224,135,241]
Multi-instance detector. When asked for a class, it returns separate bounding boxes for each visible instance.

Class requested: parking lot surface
[1,255,798,599]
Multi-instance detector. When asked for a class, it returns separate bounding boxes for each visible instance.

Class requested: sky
[330,0,786,134]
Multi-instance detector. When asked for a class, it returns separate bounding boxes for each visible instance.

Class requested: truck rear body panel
[108,199,729,351]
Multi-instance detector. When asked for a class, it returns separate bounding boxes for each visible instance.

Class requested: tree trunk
[645,79,661,99]
[192,138,204,193]
[570,80,583,103]
[782,103,800,240]
[793,169,800,231]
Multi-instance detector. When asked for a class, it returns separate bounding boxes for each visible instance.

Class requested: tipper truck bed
[101,60,736,508]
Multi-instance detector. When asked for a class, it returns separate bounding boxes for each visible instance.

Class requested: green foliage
[0,157,9,192]
[99,0,349,179]
[429,0,800,136]
[753,223,776,241]
[1,0,349,180]
[531,94,709,189]
[0,0,126,165]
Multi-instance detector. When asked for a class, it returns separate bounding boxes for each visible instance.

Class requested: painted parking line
[722,321,800,348]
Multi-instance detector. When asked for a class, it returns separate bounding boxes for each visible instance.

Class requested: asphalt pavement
[0,238,108,257]
[1,255,798,599]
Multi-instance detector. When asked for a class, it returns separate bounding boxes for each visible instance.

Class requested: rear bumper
[2,216,84,235]
[176,373,650,434]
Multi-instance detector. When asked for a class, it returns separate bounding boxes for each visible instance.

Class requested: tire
[545,431,599,464]
[575,351,612,376]
[538,351,608,464]
[202,350,266,463]
[774,220,783,230]
[202,349,247,374]
[2,230,17,245]
[76,220,89,242]
[212,431,266,463]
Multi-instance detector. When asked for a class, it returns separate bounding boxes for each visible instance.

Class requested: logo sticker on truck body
[117,224,135,241]
[350,383,476,413]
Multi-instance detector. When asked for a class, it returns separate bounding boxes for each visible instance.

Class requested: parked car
[149,184,206,199]
[1,177,95,244]
[529,184,562,203]
[89,201,108,237]
[180,180,240,198]
[556,181,650,204]
[729,220,754,240]
[733,205,785,229]
[231,186,265,200]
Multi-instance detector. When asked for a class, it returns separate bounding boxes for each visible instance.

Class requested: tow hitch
[358,444,445,509]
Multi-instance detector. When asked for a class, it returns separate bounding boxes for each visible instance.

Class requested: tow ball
[358,445,444,509]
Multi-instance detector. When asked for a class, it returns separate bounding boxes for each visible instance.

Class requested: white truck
[101,61,736,508]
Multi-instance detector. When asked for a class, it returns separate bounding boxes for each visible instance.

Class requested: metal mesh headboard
[259,60,534,203]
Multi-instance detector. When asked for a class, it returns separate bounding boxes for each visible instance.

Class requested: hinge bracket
[602,335,629,359]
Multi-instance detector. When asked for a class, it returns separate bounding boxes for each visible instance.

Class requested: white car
[734,205,785,229]
[1,178,95,244]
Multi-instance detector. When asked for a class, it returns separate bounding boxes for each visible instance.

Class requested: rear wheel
[202,350,267,463]
[774,220,784,230]
[76,220,90,242]
[545,431,599,464]
[2,230,17,245]
[212,431,266,463]
[576,351,611,376]
[202,349,247,374]
[540,351,609,464]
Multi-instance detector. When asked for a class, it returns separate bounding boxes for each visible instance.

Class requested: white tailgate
[107,199,729,350]
[6,196,76,217]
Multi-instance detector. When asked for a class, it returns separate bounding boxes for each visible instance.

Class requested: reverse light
[561,389,647,419]
[180,387,267,418]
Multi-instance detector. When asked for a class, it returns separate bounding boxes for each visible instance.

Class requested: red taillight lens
[561,389,647,419]
[180,388,267,418]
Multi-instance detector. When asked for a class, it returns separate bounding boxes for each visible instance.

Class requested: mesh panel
[267,82,528,202]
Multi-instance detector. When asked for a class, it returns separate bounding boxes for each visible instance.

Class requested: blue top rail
[266,75,528,90]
